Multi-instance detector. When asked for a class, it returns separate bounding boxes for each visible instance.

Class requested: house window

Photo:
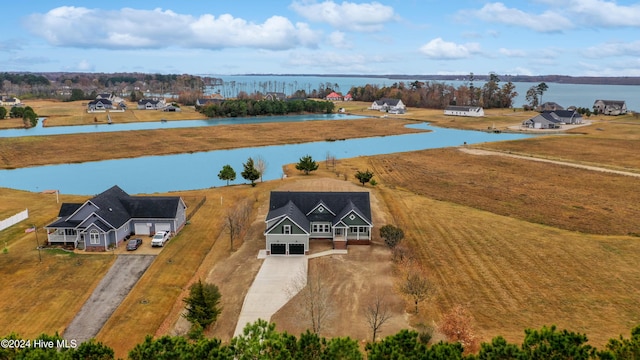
[312,223,331,233]
[283,225,291,234]
[89,230,100,244]
[318,206,324,213]
[349,214,356,221]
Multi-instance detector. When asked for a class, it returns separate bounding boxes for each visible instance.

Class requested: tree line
[197,99,335,118]
[1,322,638,359]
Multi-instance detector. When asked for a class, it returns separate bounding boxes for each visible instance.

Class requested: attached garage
[288,244,305,255]
[270,243,286,255]
[155,223,171,233]
[134,223,151,236]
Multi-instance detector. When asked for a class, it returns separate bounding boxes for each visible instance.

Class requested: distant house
[96,93,114,101]
[163,104,181,112]
[522,110,582,129]
[325,91,343,101]
[593,100,627,115]
[45,185,187,251]
[370,98,406,114]
[87,99,113,111]
[538,102,564,111]
[196,98,224,107]
[264,92,287,101]
[343,93,353,101]
[264,192,373,255]
[0,96,21,107]
[137,98,166,110]
[444,105,484,117]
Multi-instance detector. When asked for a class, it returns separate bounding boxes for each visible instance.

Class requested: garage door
[134,223,151,236]
[155,223,171,233]
[270,244,286,255]
[289,244,305,255]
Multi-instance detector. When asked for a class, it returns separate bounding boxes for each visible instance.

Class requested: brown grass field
[1,100,640,356]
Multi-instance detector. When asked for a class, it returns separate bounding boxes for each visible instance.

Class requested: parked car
[126,238,143,251]
[151,231,170,247]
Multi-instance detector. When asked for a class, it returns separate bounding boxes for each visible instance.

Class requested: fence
[0,209,29,231]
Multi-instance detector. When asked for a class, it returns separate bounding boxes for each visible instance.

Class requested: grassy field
[1,99,640,355]
[334,151,640,347]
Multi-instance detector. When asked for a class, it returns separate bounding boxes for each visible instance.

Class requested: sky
[2,0,639,76]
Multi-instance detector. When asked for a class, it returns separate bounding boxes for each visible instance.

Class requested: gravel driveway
[63,254,155,344]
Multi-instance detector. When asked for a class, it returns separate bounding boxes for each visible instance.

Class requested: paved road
[233,256,307,337]
[63,255,155,344]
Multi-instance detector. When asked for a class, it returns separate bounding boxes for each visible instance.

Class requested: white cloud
[77,60,94,71]
[290,1,397,32]
[584,40,640,58]
[558,0,640,27]
[418,38,481,59]
[25,6,322,50]
[327,31,352,49]
[498,48,527,57]
[464,3,573,32]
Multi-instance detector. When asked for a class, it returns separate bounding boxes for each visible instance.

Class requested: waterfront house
[264,92,287,101]
[264,192,372,255]
[370,98,406,113]
[593,100,627,115]
[137,98,166,110]
[87,99,113,111]
[45,185,187,251]
[325,92,343,101]
[444,105,485,117]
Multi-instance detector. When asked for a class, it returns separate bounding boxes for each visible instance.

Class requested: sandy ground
[63,255,155,343]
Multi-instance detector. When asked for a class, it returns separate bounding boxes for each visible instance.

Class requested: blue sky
[2,1,639,76]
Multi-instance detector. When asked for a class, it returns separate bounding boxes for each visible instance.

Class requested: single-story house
[325,92,343,101]
[137,98,166,110]
[538,102,564,111]
[370,98,406,114]
[1,96,21,106]
[593,100,627,115]
[87,99,113,111]
[196,98,224,107]
[444,105,485,117]
[96,93,114,101]
[163,104,181,112]
[45,185,187,251]
[264,92,287,101]
[264,191,373,255]
[343,93,353,101]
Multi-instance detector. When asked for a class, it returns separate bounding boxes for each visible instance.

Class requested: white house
[444,106,485,117]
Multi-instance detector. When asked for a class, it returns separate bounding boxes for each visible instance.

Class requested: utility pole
[34,224,42,263]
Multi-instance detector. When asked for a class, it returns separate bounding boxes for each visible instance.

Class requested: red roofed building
[325,92,343,101]
[343,93,353,101]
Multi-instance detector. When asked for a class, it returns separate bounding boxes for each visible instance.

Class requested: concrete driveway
[233,256,307,336]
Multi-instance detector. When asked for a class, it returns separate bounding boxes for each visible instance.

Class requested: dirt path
[459,147,640,178]
[63,255,155,344]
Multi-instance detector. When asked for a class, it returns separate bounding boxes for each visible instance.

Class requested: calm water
[0,113,365,138]
[208,75,640,111]
[0,123,532,195]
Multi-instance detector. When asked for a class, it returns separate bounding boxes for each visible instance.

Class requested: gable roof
[374,98,402,106]
[445,105,482,112]
[266,192,371,226]
[265,200,310,234]
[47,185,182,229]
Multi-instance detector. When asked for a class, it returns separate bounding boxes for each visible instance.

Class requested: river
[0,122,532,195]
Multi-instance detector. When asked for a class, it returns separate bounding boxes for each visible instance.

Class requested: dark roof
[375,98,402,106]
[267,191,371,224]
[47,185,182,229]
[266,200,309,233]
[543,110,582,121]
[88,99,113,105]
[138,99,161,105]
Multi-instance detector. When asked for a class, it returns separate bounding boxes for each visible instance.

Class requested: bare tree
[225,199,252,251]
[287,260,332,334]
[255,155,267,182]
[364,292,393,342]
[398,262,434,314]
